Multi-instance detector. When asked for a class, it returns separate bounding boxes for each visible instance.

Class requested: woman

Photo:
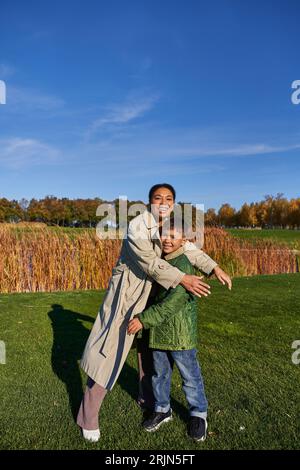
[77,183,231,442]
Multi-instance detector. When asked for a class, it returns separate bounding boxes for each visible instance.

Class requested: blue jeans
[152,348,208,418]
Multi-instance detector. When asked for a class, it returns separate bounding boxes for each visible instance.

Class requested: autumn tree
[205,208,218,226]
[218,203,236,227]
[0,198,22,222]
[1,194,300,228]
[236,203,258,227]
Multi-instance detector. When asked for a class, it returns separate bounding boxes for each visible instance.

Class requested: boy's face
[161,229,185,255]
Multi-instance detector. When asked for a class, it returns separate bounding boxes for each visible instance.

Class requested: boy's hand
[213,266,232,290]
[127,317,143,335]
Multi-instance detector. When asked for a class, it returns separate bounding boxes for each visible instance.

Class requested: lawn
[227,228,300,249]
[0,274,300,450]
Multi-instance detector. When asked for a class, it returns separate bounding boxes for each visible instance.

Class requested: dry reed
[0,224,298,293]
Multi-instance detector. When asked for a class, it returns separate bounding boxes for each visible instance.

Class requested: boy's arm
[138,284,192,329]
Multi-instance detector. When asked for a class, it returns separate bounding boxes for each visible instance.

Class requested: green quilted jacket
[138,247,198,350]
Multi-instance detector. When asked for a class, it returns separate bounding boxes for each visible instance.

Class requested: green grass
[227,228,300,249]
[0,274,300,450]
[49,226,95,234]
[4,225,95,238]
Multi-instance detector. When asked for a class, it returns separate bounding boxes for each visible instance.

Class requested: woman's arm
[183,240,218,274]
[184,241,232,289]
[125,225,184,289]
[124,222,211,296]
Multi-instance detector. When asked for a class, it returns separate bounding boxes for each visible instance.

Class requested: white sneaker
[82,428,100,442]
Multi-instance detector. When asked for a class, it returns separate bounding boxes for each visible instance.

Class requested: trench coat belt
[99,268,129,357]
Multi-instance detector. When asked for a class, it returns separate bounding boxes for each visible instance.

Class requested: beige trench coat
[80,210,217,390]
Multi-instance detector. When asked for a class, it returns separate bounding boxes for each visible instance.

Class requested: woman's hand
[213,266,232,290]
[127,317,143,335]
[180,274,211,298]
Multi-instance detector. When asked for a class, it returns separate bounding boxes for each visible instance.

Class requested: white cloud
[7,86,65,112]
[80,123,300,168]
[0,138,61,169]
[86,92,159,139]
[159,142,300,158]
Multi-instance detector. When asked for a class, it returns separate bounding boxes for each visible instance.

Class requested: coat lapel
[142,210,162,247]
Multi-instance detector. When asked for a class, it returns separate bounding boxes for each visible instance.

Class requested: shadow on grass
[48,304,188,424]
[48,304,94,421]
[118,360,188,423]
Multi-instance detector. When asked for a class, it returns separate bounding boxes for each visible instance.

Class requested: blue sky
[0,0,299,210]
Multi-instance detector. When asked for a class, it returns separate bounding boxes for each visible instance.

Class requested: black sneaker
[188,417,207,441]
[142,409,173,432]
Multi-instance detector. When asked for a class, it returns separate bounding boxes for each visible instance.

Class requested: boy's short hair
[162,216,193,240]
[169,216,185,235]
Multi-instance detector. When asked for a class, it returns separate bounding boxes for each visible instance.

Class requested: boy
[127,221,208,442]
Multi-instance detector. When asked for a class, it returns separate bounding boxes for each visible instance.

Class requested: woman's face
[150,187,174,219]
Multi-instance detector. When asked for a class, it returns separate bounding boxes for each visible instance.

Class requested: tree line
[0,193,299,228]
[205,193,300,228]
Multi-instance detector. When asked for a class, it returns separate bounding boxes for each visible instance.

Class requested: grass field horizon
[227,228,300,249]
[1,273,299,450]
